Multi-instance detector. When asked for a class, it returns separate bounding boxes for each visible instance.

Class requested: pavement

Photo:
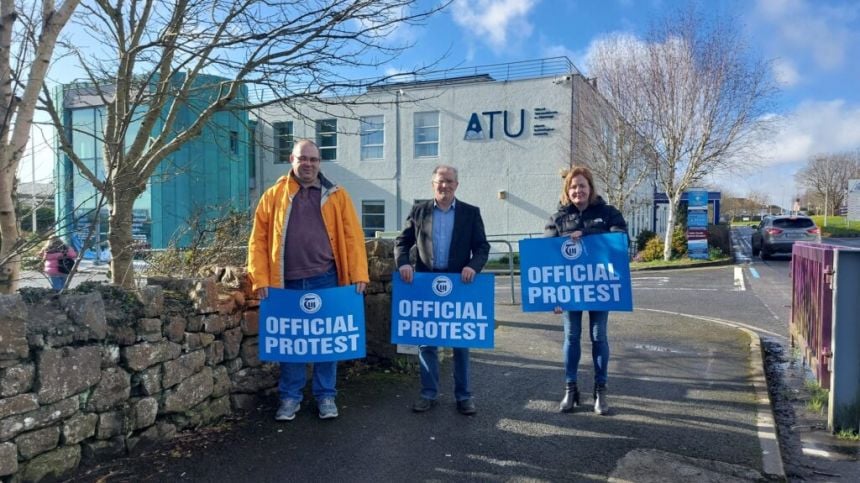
[71,295,786,482]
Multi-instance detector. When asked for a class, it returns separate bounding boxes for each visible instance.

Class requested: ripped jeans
[562,310,609,386]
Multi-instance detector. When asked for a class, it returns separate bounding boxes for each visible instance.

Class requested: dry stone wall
[0,240,398,482]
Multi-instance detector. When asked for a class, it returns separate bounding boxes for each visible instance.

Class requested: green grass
[730,221,759,227]
[629,255,730,270]
[810,215,860,237]
[835,429,860,441]
[805,380,829,414]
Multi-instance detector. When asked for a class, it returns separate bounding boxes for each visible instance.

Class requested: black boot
[594,384,609,415]
[559,382,580,413]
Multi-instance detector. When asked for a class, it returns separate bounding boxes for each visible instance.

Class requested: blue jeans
[562,310,609,386]
[419,346,471,401]
[49,275,67,291]
[279,267,338,401]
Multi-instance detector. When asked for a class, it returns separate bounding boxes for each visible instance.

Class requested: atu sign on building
[463,107,558,140]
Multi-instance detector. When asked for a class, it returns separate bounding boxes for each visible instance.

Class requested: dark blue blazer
[395,199,490,273]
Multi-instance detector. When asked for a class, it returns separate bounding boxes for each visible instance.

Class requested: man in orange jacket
[248,139,368,421]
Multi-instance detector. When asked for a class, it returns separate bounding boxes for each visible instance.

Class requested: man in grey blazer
[395,165,490,415]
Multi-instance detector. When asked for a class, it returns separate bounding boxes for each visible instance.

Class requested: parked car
[751,215,821,259]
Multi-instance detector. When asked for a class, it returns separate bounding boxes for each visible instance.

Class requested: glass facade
[57,76,249,250]
[65,106,151,254]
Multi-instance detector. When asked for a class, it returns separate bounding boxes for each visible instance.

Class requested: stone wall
[0,239,398,482]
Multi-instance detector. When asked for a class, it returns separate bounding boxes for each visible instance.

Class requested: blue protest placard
[391,272,495,349]
[258,285,365,363]
[519,232,633,312]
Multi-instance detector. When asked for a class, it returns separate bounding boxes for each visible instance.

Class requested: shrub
[145,207,250,277]
[638,237,665,262]
[671,226,687,258]
[708,246,725,259]
[635,230,657,252]
[497,253,520,265]
[707,224,731,255]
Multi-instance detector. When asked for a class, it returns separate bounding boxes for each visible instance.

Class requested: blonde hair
[43,236,66,253]
[559,166,598,207]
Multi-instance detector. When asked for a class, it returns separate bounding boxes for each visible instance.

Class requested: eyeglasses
[295,155,320,163]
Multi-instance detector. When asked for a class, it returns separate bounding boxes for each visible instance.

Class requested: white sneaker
[317,397,339,419]
[275,399,300,421]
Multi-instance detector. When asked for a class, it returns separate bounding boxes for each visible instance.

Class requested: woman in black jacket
[543,166,627,415]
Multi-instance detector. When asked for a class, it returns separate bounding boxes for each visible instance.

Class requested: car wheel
[752,244,759,256]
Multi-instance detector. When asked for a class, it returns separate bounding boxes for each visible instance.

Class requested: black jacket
[395,199,490,273]
[543,196,628,238]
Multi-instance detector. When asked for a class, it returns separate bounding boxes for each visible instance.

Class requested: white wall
[254,76,578,243]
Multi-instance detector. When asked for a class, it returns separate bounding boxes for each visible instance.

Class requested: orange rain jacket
[247,171,369,292]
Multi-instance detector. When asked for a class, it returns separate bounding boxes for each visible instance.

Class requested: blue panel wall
[58,75,249,250]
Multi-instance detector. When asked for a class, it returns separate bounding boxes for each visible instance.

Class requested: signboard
[463,107,557,140]
[686,188,709,259]
[258,286,366,363]
[391,272,495,349]
[518,232,633,312]
[849,179,860,222]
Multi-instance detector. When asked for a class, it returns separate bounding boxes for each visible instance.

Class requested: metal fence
[790,242,835,388]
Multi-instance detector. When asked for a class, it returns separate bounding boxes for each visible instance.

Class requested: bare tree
[718,189,775,221]
[795,151,860,216]
[40,0,448,288]
[0,0,80,293]
[588,10,776,260]
[582,35,654,214]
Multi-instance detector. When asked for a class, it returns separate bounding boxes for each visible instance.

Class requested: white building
[252,58,654,251]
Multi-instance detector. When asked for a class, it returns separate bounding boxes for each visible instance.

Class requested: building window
[361,200,385,238]
[414,111,439,157]
[360,115,384,160]
[316,119,337,161]
[229,130,238,154]
[274,121,293,164]
[248,120,257,179]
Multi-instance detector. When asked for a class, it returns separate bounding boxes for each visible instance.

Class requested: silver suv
[751,215,821,259]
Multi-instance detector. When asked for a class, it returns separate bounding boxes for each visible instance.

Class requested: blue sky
[23,0,860,209]
[385,0,860,208]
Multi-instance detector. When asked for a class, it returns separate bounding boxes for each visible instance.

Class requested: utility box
[828,248,860,433]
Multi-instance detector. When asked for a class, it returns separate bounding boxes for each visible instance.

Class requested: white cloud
[541,43,581,65]
[451,0,538,52]
[753,0,859,70]
[577,32,648,77]
[755,100,860,166]
[772,58,800,87]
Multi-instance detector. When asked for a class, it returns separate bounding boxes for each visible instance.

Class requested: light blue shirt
[432,199,456,270]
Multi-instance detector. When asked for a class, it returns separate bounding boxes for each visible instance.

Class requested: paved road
[71,307,767,482]
[69,268,778,482]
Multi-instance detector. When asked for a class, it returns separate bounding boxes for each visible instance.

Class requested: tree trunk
[108,191,138,288]
[0,161,20,293]
[662,199,677,261]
